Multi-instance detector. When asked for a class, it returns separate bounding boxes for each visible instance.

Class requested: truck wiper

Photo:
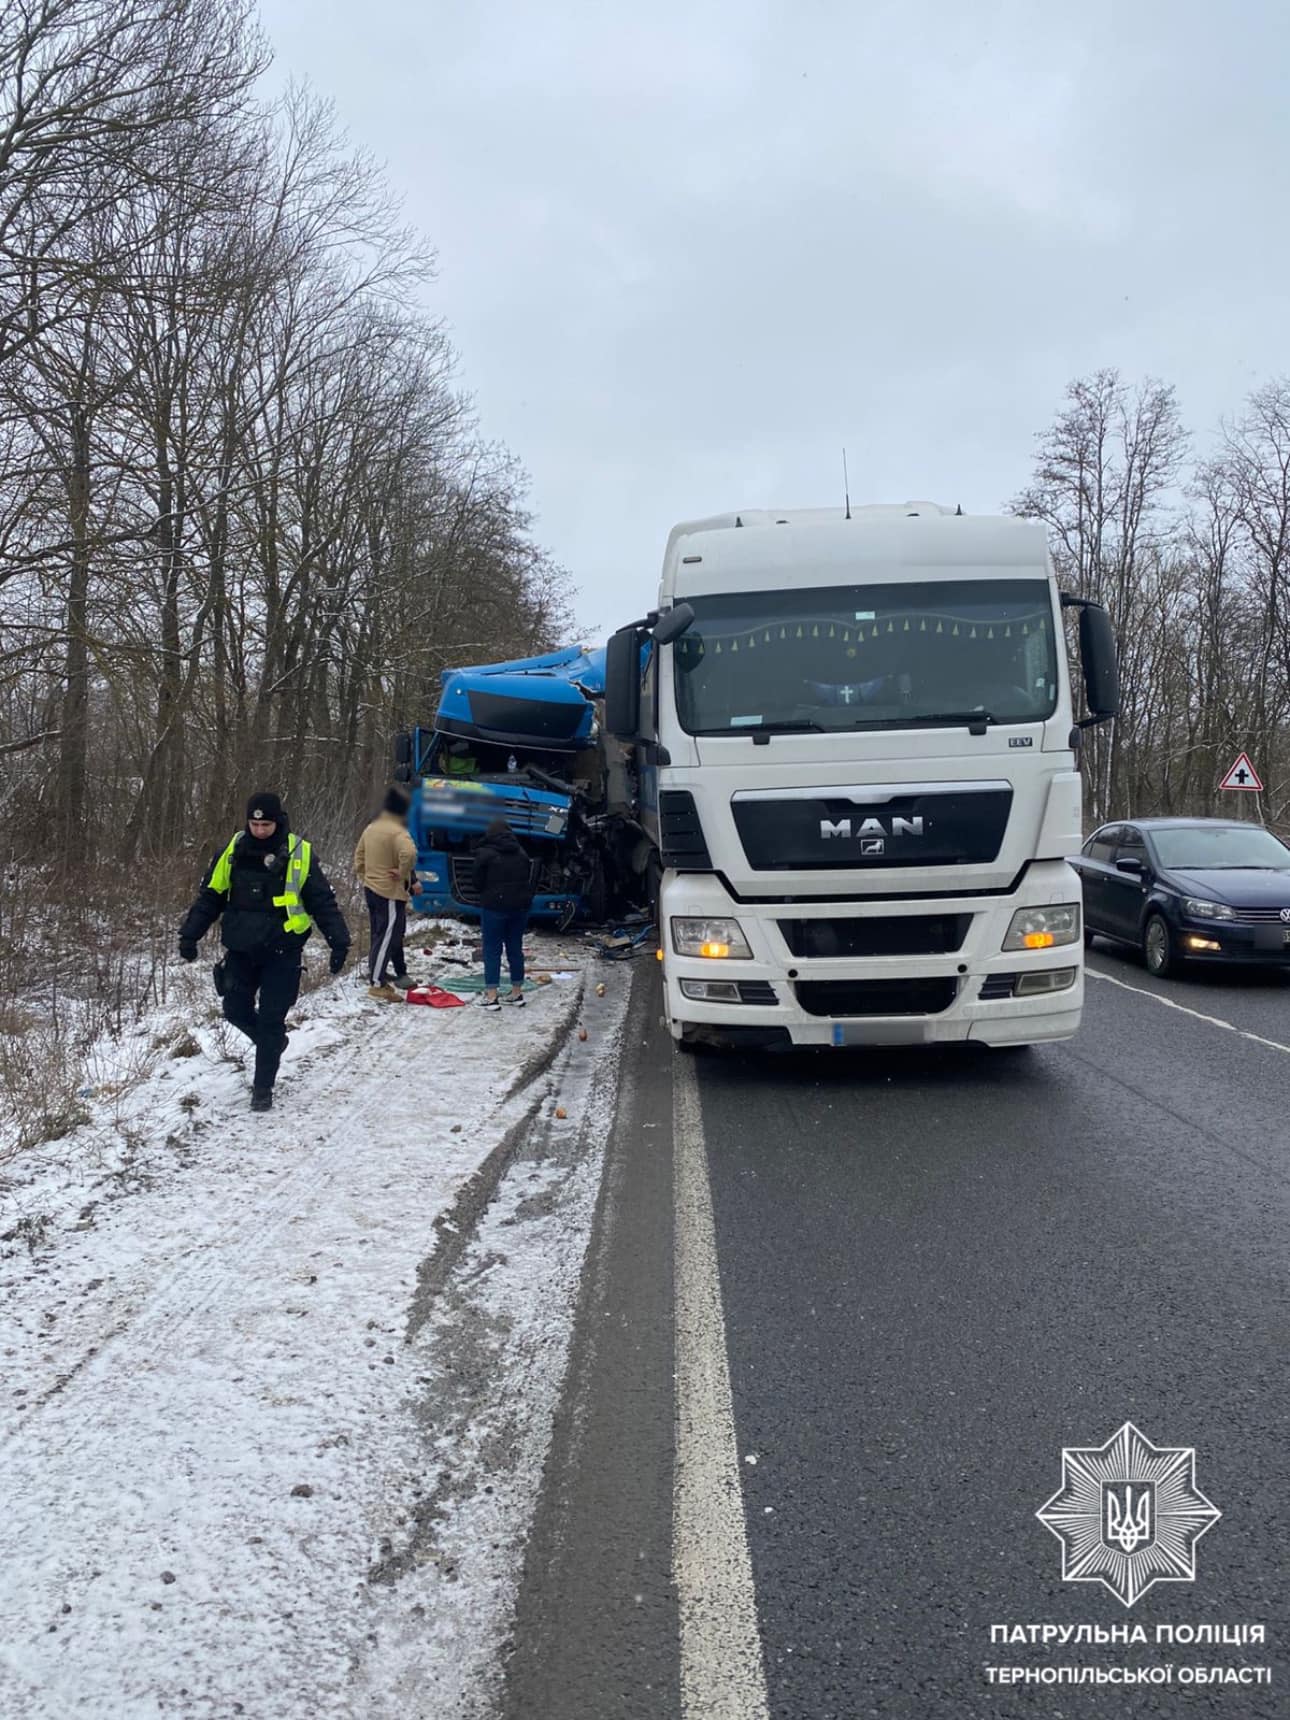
[699,720,828,735]
[848,710,995,733]
[745,719,828,733]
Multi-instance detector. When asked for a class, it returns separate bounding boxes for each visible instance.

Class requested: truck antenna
[842,448,852,520]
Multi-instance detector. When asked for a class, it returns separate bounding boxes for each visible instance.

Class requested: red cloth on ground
[404,985,468,1008]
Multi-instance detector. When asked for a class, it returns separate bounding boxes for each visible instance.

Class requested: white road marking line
[1086,965,1290,1057]
[673,1052,771,1720]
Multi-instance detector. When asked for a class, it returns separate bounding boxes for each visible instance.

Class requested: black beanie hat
[383,784,411,816]
[246,790,284,824]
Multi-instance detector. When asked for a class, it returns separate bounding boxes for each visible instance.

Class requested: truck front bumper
[660,867,1084,1049]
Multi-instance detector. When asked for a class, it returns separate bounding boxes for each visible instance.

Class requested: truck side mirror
[605,626,642,739]
[393,731,413,766]
[1078,602,1119,722]
[653,602,694,645]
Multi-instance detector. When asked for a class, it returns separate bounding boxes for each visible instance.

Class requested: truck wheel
[1143,913,1180,978]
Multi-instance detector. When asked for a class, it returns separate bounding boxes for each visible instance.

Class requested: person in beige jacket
[354,785,420,998]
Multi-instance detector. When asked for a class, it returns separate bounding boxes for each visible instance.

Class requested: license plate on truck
[831,1021,932,1047]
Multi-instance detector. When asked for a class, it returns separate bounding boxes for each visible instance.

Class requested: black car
[1072,817,1290,977]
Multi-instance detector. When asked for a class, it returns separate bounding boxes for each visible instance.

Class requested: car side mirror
[1114,856,1143,875]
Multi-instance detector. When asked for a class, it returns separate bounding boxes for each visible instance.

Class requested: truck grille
[659,790,713,870]
[449,855,480,904]
[794,977,958,1017]
[778,914,971,958]
[448,855,541,905]
[732,785,1012,871]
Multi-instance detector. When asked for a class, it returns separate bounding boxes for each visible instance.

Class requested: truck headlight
[1183,897,1236,921]
[671,917,753,959]
[1003,903,1080,951]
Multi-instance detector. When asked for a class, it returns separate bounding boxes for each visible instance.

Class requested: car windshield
[672,579,1058,734]
[1152,825,1290,870]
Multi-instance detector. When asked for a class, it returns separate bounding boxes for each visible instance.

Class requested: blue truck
[392,645,651,925]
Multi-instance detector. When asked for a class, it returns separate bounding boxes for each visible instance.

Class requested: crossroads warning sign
[1219,752,1263,793]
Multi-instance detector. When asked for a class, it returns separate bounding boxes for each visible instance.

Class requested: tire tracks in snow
[1,981,583,1459]
[365,973,628,1602]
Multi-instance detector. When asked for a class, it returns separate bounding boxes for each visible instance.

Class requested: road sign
[1219,752,1263,793]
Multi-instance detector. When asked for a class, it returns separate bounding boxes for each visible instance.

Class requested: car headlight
[1003,903,1080,952]
[1183,897,1236,921]
[671,916,753,959]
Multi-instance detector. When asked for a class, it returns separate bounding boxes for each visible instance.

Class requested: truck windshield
[672,579,1059,734]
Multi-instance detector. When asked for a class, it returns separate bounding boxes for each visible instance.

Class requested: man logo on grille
[1036,1422,1220,1607]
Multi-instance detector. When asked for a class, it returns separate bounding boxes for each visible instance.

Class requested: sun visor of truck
[436,669,595,751]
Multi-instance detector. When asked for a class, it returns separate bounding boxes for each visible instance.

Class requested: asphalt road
[502,953,1290,1720]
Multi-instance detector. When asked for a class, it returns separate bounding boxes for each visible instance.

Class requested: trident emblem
[1038,1424,1219,1605]
[1103,1482,1154,1552]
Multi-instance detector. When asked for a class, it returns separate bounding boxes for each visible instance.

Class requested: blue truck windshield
[672,579,1059,734]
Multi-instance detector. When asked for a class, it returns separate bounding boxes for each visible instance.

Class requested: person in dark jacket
[473,817,534,1010]
[178,791,351,1110]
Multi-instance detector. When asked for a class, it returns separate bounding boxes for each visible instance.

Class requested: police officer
[178,791,351,1111]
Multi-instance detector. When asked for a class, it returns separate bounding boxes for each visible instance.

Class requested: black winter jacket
[179,829,351,958]
[473,831,534,912]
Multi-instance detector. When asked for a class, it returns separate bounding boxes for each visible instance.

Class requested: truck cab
[393,647,640,925]
[607,502,1118,1050]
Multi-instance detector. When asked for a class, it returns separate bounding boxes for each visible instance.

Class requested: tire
[1143,912,1181,978]
[1083,927,1097,950]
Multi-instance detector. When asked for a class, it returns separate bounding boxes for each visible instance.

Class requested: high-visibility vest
[210,831,313,935]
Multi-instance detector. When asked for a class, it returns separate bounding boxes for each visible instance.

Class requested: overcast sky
[256,0,1290,635]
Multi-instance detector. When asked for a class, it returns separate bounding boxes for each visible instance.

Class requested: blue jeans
[481,908,527,990]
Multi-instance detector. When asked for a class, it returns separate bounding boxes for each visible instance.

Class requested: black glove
[178,939,199,963]
[329,946,348,975]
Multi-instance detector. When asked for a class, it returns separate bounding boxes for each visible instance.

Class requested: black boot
[250,1086,273,1113]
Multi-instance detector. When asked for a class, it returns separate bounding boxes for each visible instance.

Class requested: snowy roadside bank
[0,932,634,1719]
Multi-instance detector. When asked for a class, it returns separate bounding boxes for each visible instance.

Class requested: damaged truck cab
[392,647,646,925]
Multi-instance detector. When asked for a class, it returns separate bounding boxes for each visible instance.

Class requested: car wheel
[1143,913,1180,978]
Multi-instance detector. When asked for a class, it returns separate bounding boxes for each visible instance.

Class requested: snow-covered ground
[0,928,632,1719]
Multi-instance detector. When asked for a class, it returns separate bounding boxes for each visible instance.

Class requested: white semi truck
[605,502,1118,1051]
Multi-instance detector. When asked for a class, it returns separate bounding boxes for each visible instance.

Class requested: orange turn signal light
[698,941,731,959]
[1022,931,1056,950]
